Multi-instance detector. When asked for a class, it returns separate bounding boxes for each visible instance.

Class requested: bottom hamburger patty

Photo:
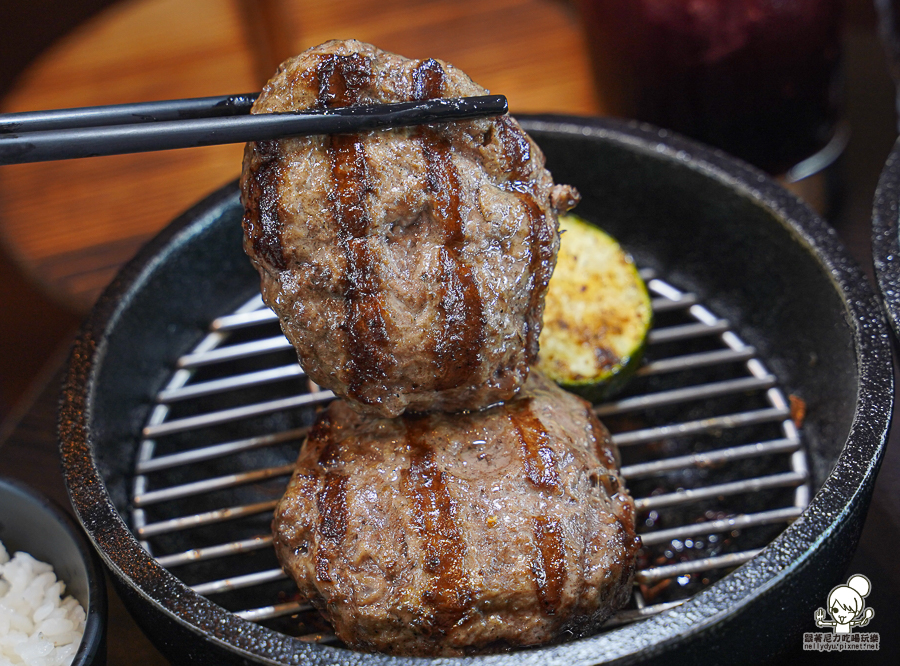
[272,371,639,656]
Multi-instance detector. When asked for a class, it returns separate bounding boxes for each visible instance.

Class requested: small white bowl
[0,476,106,665]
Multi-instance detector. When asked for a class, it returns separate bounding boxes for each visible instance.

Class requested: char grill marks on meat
[250,40,638,657]
[241,40,579,417]
[242,139,286,271]
[402,416,474,632]
[272,371,639,656]
[413,57,484,393]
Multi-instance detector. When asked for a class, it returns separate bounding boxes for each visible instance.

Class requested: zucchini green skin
[536,215,652,401]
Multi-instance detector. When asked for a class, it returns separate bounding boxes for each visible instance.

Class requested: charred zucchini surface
[537,214,651,400]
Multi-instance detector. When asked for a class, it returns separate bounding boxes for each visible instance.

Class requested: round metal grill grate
[130,269,810,642]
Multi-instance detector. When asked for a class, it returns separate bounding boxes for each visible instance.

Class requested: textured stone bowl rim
[59,115,893,665]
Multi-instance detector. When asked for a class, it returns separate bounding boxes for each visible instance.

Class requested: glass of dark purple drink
[577,0,843,176]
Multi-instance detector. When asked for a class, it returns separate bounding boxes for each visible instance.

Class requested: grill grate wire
[130,270,810,641]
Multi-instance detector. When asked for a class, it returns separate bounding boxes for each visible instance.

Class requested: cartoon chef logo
[814,574,875,634]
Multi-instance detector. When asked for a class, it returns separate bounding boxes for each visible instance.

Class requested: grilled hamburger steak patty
[272,371,639,656]
[241,40,579,417]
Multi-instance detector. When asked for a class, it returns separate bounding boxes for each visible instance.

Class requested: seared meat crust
[272,371,639,656]
[241,40,579,417]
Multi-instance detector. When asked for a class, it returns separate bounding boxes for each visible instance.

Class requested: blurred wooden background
[0,0,890,425]
[0,0,600,310]
[0,0,602,422]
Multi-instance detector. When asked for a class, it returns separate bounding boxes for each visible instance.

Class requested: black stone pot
[59,116,893,665]
[874,136,900,340]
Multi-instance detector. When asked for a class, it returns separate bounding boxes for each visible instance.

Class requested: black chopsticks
[0,93,262,134]
[0,93,508,165]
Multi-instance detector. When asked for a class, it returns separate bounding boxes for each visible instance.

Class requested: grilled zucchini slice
[537,214,651,400]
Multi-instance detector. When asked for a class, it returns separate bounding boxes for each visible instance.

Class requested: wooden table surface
[0,3,597,663]
[1,1,899,664]
[0,0,600,311]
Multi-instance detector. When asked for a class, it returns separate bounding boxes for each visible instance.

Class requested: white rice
[0,540,86,666]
